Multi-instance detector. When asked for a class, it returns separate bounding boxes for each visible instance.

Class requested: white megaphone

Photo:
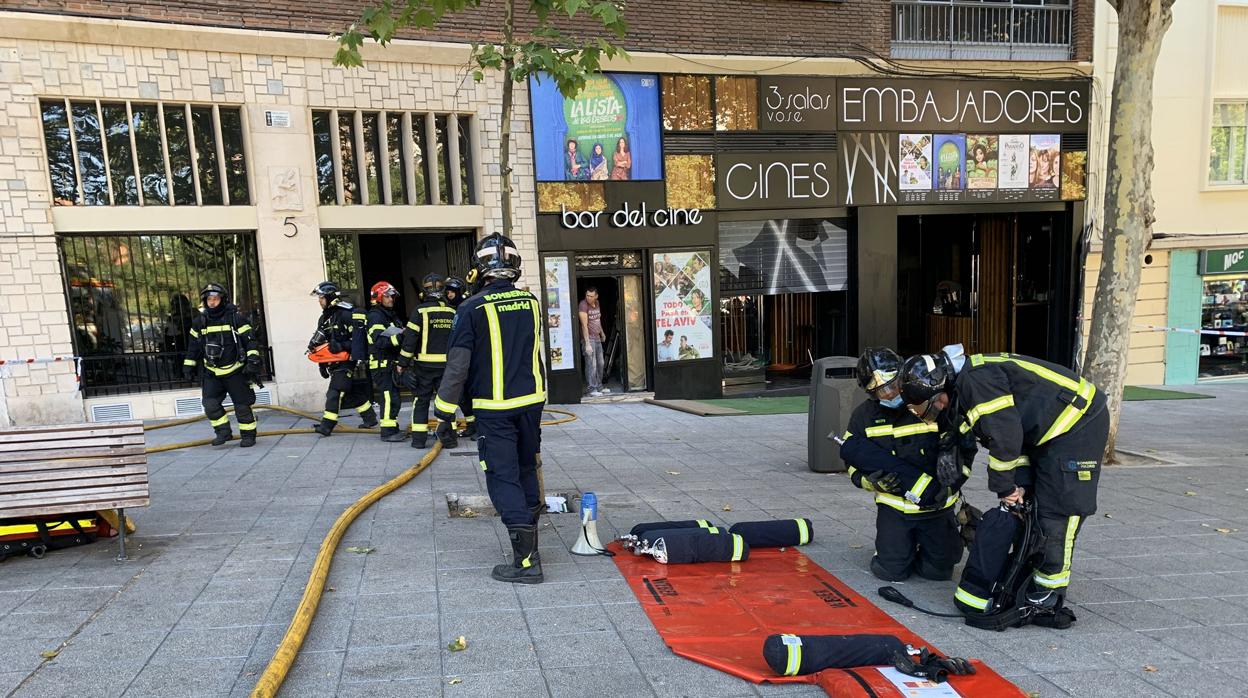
[570,491,606,556]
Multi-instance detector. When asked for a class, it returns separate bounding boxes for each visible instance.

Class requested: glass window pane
[162,104,195,205]
[662,75,713,131]
[386,113,407,204]
[457,115,475,205]
[410,114,430,205]
[218,108,250,205]
[100,103,138,205]
[191,107,223,205]
[362,112,383,204]
[338,113,360,204]
[321,233,360,301]
[132,104,169,205]
[71,101,109,205]
[714,77,759,132]
[41,100,78,205]
[434,115,452,204]
[312,110,336,204]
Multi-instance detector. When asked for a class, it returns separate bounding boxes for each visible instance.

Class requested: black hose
[878,586,965,619]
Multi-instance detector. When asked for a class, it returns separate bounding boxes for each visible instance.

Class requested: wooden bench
[0,421,149,560]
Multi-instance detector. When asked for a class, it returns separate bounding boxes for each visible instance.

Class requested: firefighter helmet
[899,353,955,406]
[473,233,521,282]
[310,281,340,303]
[370,281,399,304]
[200,282,228,303]
[444,276,467,306]
[419,273,445,301]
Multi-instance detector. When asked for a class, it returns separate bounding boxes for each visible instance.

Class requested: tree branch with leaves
[334,0,628,240]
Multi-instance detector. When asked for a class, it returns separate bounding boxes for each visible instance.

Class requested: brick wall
[1072,0,1095,63]
[9,0,892,59]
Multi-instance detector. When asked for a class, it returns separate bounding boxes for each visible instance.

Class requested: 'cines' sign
[716,152,838,210]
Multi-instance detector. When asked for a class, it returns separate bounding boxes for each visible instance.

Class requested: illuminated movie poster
[530,72,663,182]
[653,251,713,363]
[1029,134,1061,189]
[998,134,1029,189]
[898,134,933,191]
[965,135,998,189]
[934,134,966,190]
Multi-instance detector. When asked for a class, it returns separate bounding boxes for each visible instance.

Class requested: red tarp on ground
[609,542,1026,697]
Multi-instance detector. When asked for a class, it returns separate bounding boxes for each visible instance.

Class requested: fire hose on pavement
[138,404,577,697]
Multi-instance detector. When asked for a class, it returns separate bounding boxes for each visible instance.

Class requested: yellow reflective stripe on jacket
[0,519,96,537]
[841,430,852,440]
[416,353,447,363]
[972,354,1081,392]
[434,396,458,414]
[697,520,712,528]
[352,313,366,321]
[892,422,939,437]
[781,635,803,676]
[847,465,875,492]
[906,473,933,502]
[202,324,233,333]
[966,394,1015,428]
[235,324,252,334]
[205,362,242,376]
[730,534,745,561]
[406,321,421,332]
[864,425,893,437]
[876,491,958,514]
[530,299,545,397]
[1038,379,1097,445]
[955,586,991,610]
[988,455,1029,471]
[482,304,506,402]
[183,358,197,367]
[795,519,810,545]
[472,392,546,411]
[189,328,200,338]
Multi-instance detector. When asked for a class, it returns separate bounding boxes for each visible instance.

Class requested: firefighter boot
[211,425,232,446]
[380,428,407,443]
[360,409,379,429]
[314,420,335,437]
[410,431,428,449]
[458,420,477,439]
[239,431,257,448]
[528,502,547,564]
[492,525,544,584]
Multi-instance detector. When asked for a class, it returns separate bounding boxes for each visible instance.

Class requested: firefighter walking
[899,345,1108,629]
[396,273,457,449]
[366,281,408,443]
[309,282,378,436]
[444,275,475,439]
[434,234,547,584]
[183,283,263,447]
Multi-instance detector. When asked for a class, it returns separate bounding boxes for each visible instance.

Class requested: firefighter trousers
[476,407,544,528]
[322,364,375,428]
[871,505,962,582]
[202,369,256,436]
[371,367,402,432]
[405,364,444,434]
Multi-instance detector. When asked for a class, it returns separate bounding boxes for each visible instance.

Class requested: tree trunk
[1082,0,1174,462]
[498,0,516,239]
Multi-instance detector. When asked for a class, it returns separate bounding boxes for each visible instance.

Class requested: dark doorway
[356,231,476,318]
[575,276,624,395]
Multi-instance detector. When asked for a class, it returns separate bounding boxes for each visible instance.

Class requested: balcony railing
[892,1,1074,61]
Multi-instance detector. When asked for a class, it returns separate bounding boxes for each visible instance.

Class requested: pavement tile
[533,629,633,670]
[9,661,142,698]
[336,677,446,697]
[544,664,657,698]
[638,657,758,698]
[340,644,442,683]
[150,626,263,661]
[349,613,440,649]
[5,610,93,641]
[124,657,245,698]
[1044,669,1172,698]
[441,669,550,697]
[1137,662,1247,698]
[441,637,541,676]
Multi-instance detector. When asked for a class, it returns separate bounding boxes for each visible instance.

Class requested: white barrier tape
[1134,324,1248,338]
[0,356,82,391]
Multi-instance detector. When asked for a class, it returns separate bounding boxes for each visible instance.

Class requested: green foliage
[333,0,628,98]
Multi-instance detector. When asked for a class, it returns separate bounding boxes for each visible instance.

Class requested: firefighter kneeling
[183,283,262,447]
[899,345,1108,629]
[433,234,547,584]
[841,348,970,583]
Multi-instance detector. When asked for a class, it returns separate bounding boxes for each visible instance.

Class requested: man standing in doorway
[579,287,609,397]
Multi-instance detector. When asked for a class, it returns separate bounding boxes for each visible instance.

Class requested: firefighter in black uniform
[366,281,408,443]
[309,282,378,436]
[396,273,457,448]
[899,345,1108,628]
[434,233,547,584]
[444,275,476,439]
[840,348,971,582]
[183,283,262,447]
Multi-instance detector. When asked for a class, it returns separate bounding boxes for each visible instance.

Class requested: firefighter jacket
[841,399,971,515]
[184,302,259,377]
[951,353,1106,498]
[398,300,456,366]
[366,305,403,370]
[312,298,367,364]
[434,280,546,418]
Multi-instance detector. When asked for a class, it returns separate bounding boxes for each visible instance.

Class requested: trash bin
[807,356,866,473]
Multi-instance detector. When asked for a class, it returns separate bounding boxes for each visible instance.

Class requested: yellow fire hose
[140,404,577,697]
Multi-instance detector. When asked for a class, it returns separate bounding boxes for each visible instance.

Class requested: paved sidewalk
[3,385,1248,697]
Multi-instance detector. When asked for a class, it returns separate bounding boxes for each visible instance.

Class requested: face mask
[880,395,905,409]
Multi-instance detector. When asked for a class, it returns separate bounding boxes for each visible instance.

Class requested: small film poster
[998,134,1029,189]
[899,134,933,191]
[965,135,998,189]
[934,134,966,190]
[1029,135,1060,189]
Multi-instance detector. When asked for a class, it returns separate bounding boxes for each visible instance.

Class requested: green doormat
[692,396,811,415]
[1122,386,1214,401]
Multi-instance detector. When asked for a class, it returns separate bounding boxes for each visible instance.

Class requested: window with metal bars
[57,231,269,396]
[40,99,251,207]
[311,109,476,205]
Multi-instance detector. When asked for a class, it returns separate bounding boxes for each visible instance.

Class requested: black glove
[936,446,962,488]
[865,470,902,494]
[892,648,976,684]
[318,363,331,379]
[183,364,198,382]
[435,419,458,449]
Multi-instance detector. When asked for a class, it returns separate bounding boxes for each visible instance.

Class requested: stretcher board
[609,542,1026,697]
